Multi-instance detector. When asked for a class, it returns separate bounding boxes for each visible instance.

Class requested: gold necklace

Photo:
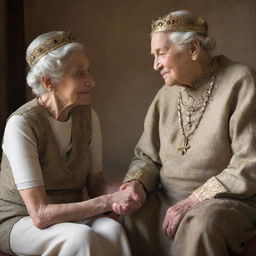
[177,76,215,155]
[39,96,53,118]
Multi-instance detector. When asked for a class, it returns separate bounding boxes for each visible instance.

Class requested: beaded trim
[26,31,76,68]
[123,169,157,191]
[193,177,227,201]
[151,13,208,36]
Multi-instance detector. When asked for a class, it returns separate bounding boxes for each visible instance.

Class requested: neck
[39,93,73,122]
[186,53,212,87]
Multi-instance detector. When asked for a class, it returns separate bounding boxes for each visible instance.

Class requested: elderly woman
[0,31,132,256]
[114,10,256,256]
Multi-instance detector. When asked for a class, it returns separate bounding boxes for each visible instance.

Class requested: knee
[181,200,231,235]
[92,217,125,237]
[60,224,97,247]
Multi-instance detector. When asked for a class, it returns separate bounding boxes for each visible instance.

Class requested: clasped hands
[110,180,200,240]
[110,180,146,216]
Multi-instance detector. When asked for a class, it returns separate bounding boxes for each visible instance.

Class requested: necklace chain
[39,96,53,117]
[177,76,215,155]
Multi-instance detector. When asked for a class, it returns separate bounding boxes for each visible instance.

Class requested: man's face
[150,31,195,87]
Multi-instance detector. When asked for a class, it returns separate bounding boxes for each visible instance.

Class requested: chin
[77,95,91,105]
[165,80,177,86]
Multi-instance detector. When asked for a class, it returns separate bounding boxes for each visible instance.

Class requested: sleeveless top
[0,98,92,254]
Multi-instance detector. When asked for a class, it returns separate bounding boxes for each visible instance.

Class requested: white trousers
[10,216,131,256]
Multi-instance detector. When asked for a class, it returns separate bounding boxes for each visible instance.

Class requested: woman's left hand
[162,194,200,239]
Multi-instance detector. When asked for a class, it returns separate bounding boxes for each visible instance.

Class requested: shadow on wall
[19,0,256,180]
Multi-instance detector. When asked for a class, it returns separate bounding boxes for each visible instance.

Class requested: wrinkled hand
[162,194,200,239]
[112,180,146,216]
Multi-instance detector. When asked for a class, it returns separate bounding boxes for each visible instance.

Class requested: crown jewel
[151,13,208,36]
[26,31,76,68]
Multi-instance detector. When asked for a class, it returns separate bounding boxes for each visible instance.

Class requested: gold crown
[151,13,208,36]
[26,31,76,67]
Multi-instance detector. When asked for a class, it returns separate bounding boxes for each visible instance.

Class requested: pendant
[178,137,190,155]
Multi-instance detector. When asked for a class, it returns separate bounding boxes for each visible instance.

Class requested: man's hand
[162,194,200,239]
[112,180,147,215]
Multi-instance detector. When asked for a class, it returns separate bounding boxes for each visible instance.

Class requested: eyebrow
[150,48,161,55]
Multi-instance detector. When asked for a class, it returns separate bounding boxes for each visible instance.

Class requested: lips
[79,90,91,94]
[161,71,170,79]
[78,92,91,96]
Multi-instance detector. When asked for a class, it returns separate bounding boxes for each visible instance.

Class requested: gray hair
[152,10,216,52]
[26,31,83,96]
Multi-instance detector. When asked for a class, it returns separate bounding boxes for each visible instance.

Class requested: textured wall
[24,0,256,180]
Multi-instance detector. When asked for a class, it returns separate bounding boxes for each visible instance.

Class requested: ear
[40,76,54,92]
[189,39,201,61]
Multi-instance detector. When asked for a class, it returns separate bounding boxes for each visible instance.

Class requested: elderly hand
[109,186,138,214]
[162,194,200,239]
[112,180,147,216]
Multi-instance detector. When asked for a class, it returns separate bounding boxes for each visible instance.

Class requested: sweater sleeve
[2,115,44,190]
[193,68,256,201]
[123,93,162,192]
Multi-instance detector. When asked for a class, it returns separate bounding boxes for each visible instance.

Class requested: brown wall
[24,0,256,180]
[0,0,7,142]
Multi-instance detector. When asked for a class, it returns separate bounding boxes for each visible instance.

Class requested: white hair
[169,31,216,52]
[153,10,216,52]
[26,31,84,96]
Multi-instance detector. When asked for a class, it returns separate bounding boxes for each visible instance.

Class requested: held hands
[162,194,200,239]
[111,180,147,216]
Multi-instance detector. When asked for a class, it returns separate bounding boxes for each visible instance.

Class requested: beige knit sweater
[124,56,256,205]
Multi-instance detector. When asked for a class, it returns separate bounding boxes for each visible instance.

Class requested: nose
[86,73,96,88]
[153,57,162,71]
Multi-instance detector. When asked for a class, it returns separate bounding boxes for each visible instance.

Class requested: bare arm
[20,185,132,229]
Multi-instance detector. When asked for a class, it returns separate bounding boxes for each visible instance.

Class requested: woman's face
[54,51,95,106]
[151,31,198,87]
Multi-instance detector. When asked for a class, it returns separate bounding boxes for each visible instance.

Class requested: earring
[50,89,56,95]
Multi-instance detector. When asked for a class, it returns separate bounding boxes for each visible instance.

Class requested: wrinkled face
[54,51,95,106]
[151,31,195,86]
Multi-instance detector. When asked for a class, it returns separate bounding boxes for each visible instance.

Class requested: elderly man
[113,10,256,256]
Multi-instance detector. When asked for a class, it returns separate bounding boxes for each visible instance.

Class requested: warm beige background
[23,0,256,180]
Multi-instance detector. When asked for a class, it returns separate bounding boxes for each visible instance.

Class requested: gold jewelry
[26,31,76,68]
[39,96,53,118]
[177,75,215,155]
[151,13,208,36]
[50,89,56,95]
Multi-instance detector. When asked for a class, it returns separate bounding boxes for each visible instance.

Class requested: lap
[174,198,256,255]
[184,198,256,227]
[123,193,256,256]
[10,216,122,255]
[123,190,171,256]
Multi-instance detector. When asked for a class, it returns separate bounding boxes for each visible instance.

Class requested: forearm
[23,189,112,229]
[123,141,161,192]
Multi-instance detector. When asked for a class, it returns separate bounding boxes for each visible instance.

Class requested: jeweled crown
[26,31,76,68]
[151,13,208,36]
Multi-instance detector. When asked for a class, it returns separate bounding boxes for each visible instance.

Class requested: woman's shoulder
[151,84,178,108]
[214,55,256,96]
[217,55,256,81]
[10,98,40,119]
